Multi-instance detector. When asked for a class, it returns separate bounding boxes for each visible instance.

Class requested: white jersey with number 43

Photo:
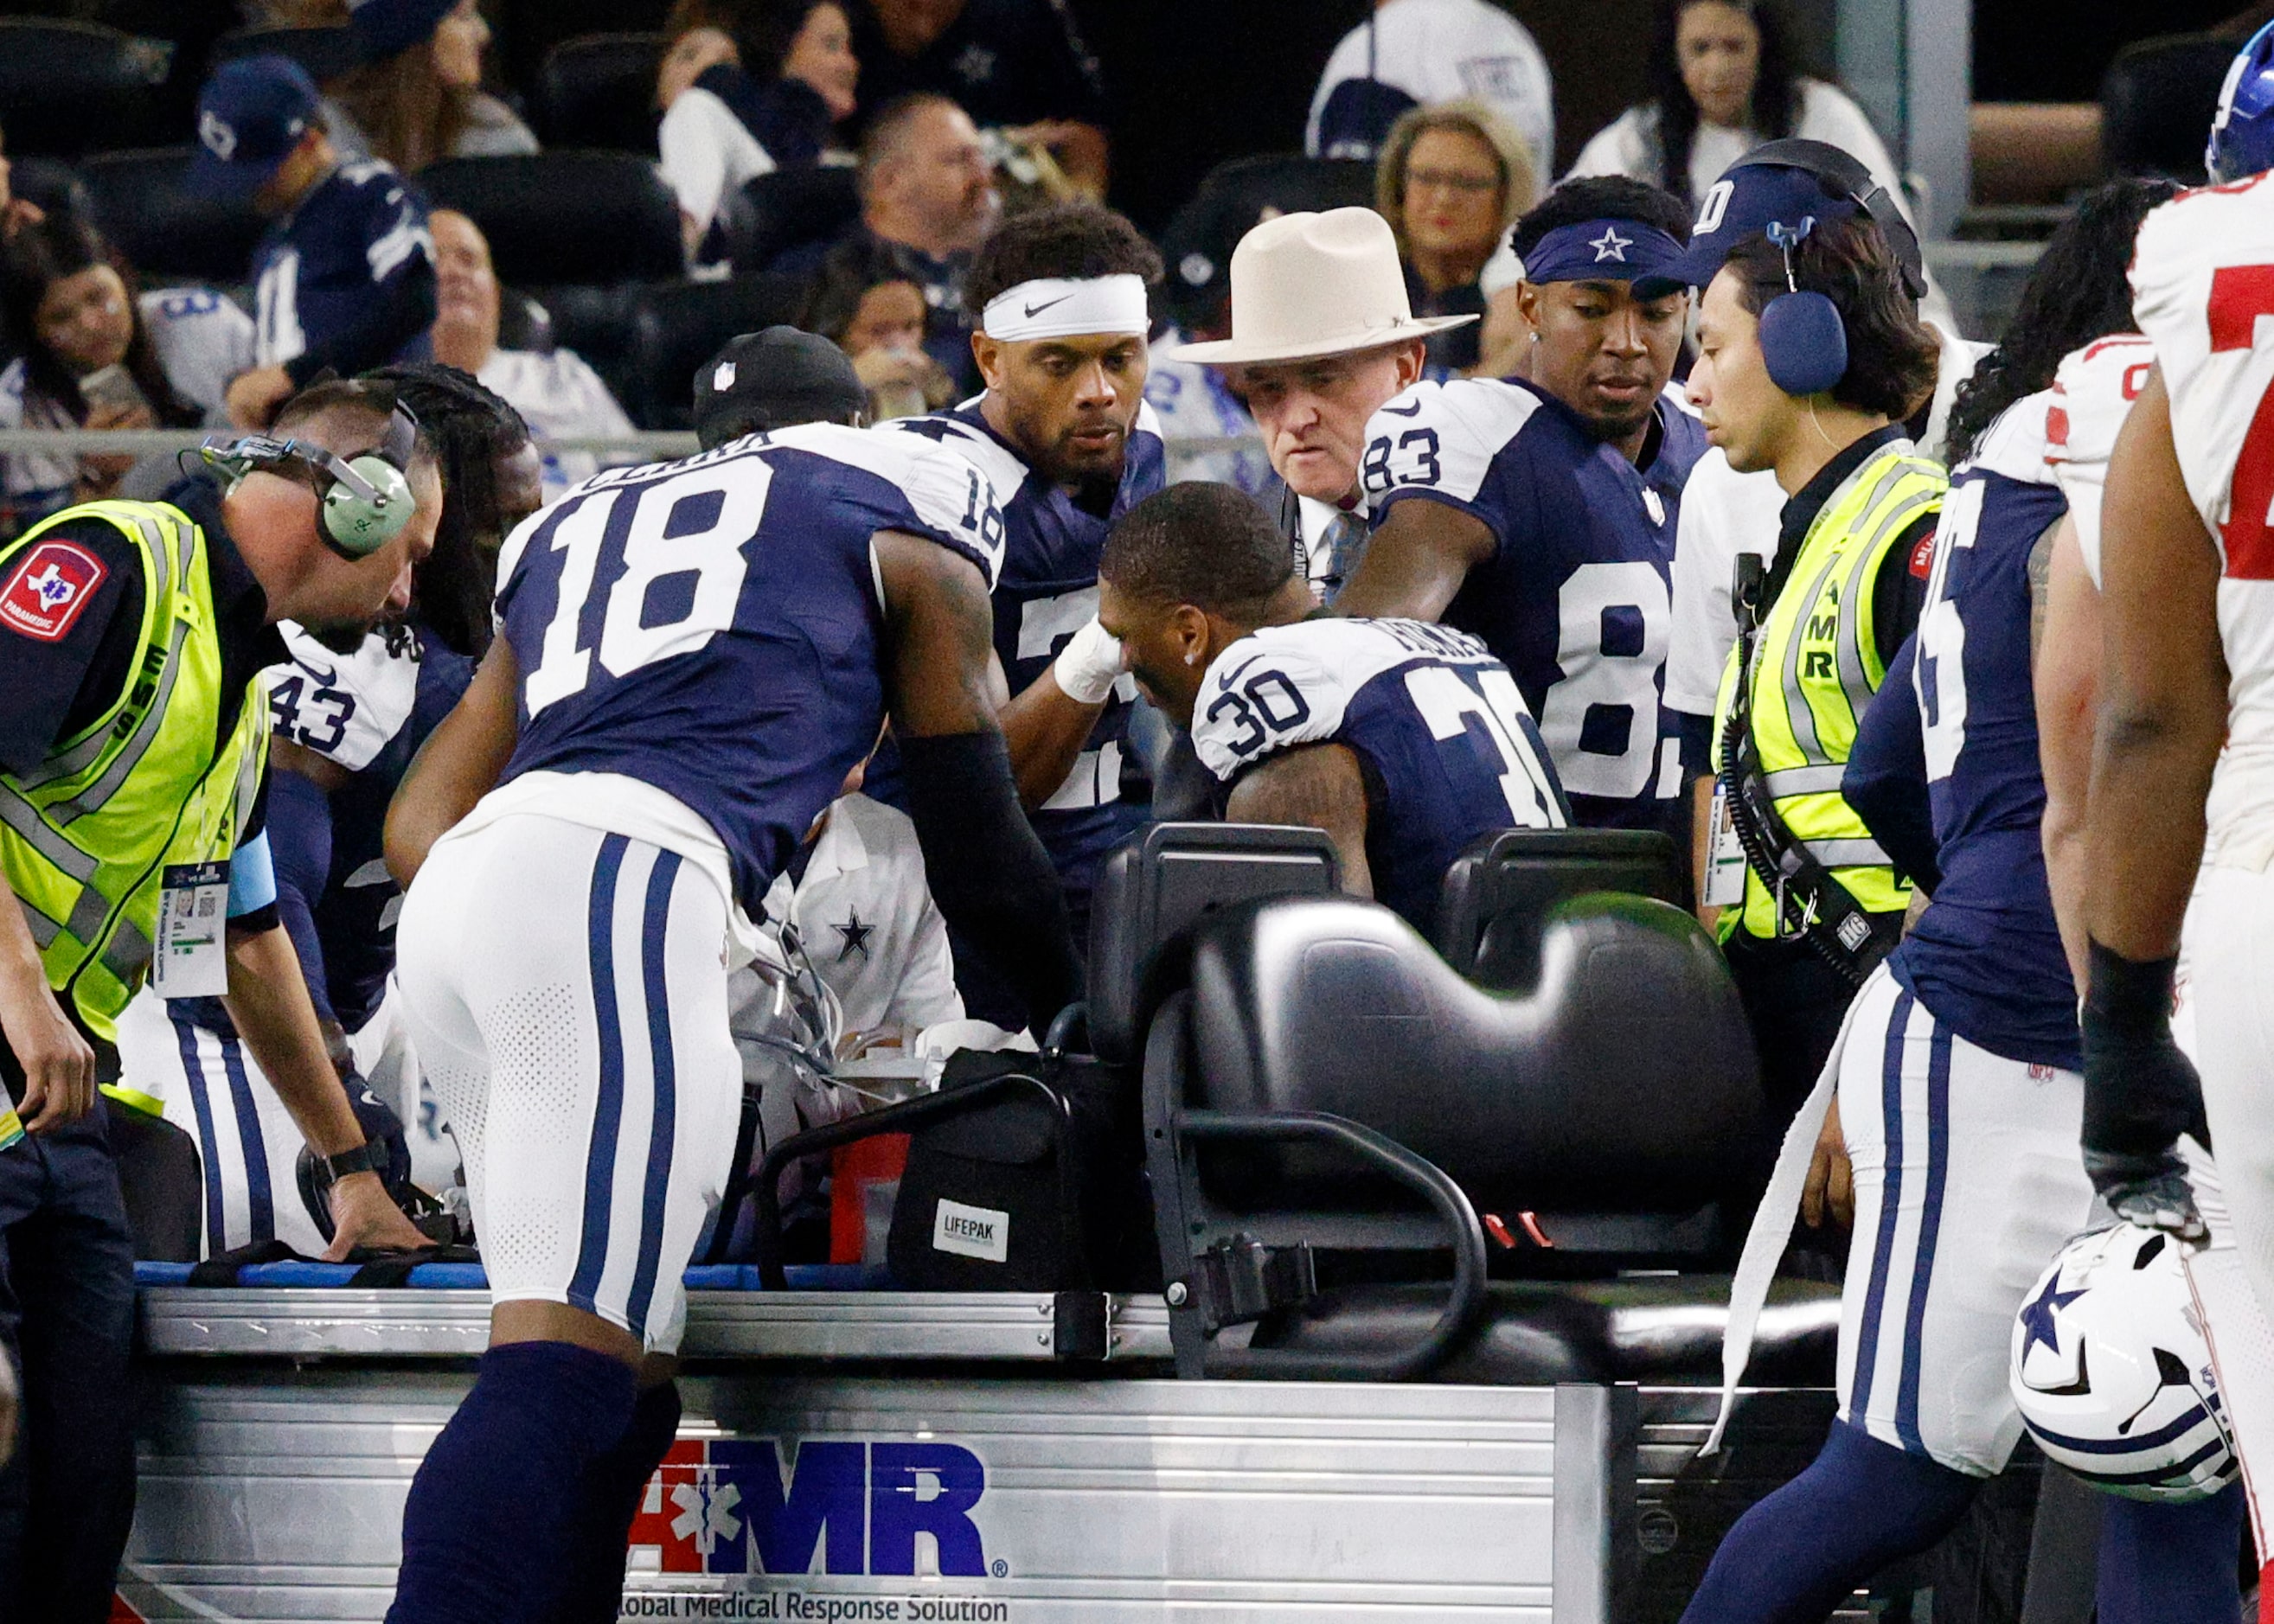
[2133,176,2274,872]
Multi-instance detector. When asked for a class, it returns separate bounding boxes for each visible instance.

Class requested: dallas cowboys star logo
[1590,227,1633,263]
[831,906,874,964]
[2017,1270,2085,1364]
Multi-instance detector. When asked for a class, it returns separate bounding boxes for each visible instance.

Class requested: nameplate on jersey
[154,860,231,1000]
[1704,783,1746,908]
[932,1197,1010,1264]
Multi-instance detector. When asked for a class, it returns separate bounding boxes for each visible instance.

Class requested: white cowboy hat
[1161,207,1476,368]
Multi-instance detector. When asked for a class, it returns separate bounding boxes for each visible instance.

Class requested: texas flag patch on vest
[0,540,109,643]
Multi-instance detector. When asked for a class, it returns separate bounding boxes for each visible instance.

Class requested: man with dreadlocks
[111,363,541,1254]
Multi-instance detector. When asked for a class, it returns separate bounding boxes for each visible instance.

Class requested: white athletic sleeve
[1664,448,1784,717]
[1361,378,1542,535]
[2045,334,2155,590]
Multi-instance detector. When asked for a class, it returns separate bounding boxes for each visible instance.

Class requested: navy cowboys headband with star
[1520,219,1687,287]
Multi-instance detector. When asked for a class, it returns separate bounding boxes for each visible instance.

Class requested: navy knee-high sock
[388,1341,638,1624]
[539,1380,685,1624]
[1679,1421,1981,1624]
[2098,1483,2245,1624]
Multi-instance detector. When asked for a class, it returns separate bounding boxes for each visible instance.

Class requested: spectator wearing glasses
[848,0,1110,197]
[1376,99,1537,374]
[657,0,862,262]
[0,214,255,535]
[426,208,635,502]
[305,0,538,175]
[189,55,439,432]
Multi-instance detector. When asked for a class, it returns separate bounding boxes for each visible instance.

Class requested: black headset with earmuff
[1738,139,1928,400]
[193,398,423,560]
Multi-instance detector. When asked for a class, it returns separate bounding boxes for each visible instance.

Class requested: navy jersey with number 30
[493,425,1005,917]
[1362,378,1705,841]
[1192,617,1568,928]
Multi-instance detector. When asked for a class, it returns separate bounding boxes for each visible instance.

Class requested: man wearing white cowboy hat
[1163,207,1473,602]
[1334,174,1709,860]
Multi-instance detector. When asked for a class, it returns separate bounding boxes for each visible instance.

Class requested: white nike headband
[981,275,1150,342]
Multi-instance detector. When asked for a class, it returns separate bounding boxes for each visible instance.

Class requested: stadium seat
[534,32,669,156]
[419,153,682,287]
[734,164,862,274]
[1187,153,1378,224]
[625,274,815,430]
[81,147,266,285]
[9,157,87,224]
[0,19,177,159]
[207,24,362,82]
[2103,32,2239,182]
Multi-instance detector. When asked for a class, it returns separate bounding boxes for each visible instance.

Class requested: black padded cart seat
[1185,892,1758,1218]
[1250,1276,1838,1388]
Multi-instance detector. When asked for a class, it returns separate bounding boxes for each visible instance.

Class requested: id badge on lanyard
[1705,782,1747,907]
[154,860,231,999]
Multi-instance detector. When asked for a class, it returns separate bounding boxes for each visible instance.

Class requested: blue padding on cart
[240,1263,361,1287]
[407,1263,490,1289]
[136,1262,195,1287]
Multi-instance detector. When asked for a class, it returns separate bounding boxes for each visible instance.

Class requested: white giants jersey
[2132,176,2274,871]
[2043,332,2155,586]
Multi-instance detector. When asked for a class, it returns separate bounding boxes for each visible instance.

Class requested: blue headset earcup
[1759,290,1848,397]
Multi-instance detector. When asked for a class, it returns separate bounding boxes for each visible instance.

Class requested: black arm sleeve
[898,730,1083,1035]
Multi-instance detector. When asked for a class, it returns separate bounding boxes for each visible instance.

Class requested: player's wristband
[314,1141,387,1182]
[1052,617,1127,707]
[2080,940,2178,1038]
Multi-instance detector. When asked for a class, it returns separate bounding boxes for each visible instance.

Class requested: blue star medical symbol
[832,906,874,964]
[1591,227,1633,263]
[2017,1270,2085,1364]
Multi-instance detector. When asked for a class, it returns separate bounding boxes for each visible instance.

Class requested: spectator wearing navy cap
[311,0,539,176]
[191,55,439,432]
[848,0,1110,196]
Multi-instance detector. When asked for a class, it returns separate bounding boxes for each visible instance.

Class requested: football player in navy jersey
[378,347,1077,1624]
[112,366,540,1254]
[1099,482,1566,929]
[187,56,437,432]
[1681,179,2242,1624]
[1336,177,1706,854]
[876,202,1166,1010]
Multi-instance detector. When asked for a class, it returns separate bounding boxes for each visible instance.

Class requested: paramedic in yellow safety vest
[1660,155,1945,1154]
[0,378,435,1620]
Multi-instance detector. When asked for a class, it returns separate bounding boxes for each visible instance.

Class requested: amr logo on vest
[1800,583,1842,682]
[628,1437,991,1577]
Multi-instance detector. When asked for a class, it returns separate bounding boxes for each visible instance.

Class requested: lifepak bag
[885,1047,1157,1293]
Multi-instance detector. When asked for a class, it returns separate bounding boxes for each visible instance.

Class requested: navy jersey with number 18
[493,425,1006,919]
[1192,617,1568,929]
[1361,377,1705,841]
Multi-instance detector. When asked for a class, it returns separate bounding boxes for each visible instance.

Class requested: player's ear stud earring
[1184,650,1198,665]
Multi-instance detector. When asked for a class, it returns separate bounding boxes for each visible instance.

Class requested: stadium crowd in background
[10,2,2274,1621]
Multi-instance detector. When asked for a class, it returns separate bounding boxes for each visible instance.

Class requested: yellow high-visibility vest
[1713,438,1947,943]
[0,499,268,1041]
